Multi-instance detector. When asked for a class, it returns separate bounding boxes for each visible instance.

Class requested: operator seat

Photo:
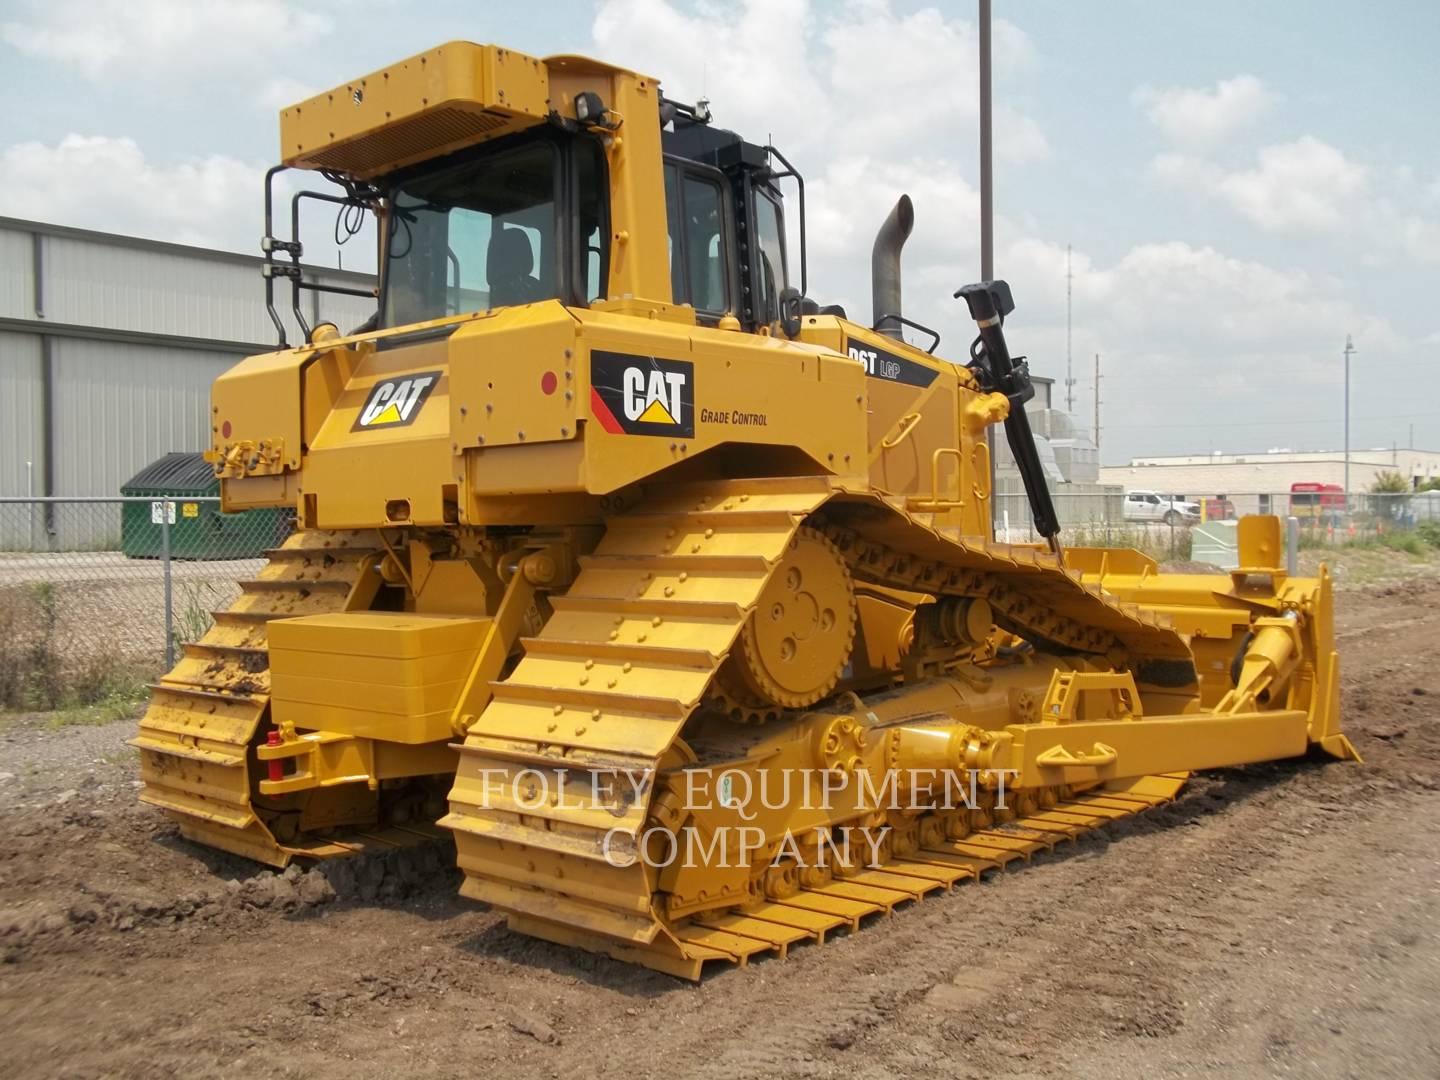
[487,226,545,307]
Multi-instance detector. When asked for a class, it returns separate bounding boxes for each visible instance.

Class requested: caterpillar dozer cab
[133,41,1356,979]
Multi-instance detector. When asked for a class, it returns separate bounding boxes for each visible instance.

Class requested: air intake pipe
[871,195,914,340]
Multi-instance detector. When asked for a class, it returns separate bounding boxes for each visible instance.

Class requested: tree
[1370,470,1410,494]
[1369,470,1411,523]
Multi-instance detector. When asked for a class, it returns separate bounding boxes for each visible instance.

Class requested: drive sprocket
[710,525,857,719]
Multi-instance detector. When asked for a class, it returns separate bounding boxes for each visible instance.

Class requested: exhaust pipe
[872,194,914,340]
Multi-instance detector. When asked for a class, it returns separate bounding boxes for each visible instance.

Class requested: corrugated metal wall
[51,338,233,495]
[0,229,34,318]
[40,232,374,345]
[0,331,42,492]
[0,217,377,548]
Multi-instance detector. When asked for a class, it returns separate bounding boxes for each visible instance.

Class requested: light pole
[979,0,993,280]
[979,0,996,528]
[1343,334,1355,504]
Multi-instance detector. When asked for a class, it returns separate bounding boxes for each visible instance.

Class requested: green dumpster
[120,452,292,560]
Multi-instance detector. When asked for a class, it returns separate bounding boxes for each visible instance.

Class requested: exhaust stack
[871,195,914,340]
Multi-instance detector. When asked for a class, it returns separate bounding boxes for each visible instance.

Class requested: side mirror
[778,286,803,339]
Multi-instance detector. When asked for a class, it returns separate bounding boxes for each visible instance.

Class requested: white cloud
[2,134,266,251]
[260,77,323,111]
[1152,136,1440,260]
[593,0,1047,164]
[1393,212,1440,263]
[1134,74,1274,148]
[590,0,1404,420]
[1,0,1422,457]
[1,0,331,79]
[1095,241,1391,348]
[2,132,375,267]
[1215,137,1367,232]
[1152,136,1367,233]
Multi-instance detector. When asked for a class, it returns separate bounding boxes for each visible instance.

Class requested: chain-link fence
[994,489,1440,562]
[0,497,293,712]
[3,490,1436,712]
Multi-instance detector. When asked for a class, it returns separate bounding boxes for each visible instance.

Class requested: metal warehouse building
[0,216,375,545]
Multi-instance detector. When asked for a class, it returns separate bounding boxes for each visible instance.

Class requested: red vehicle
[1198,496,1235,519]
[1290,482,1345,520]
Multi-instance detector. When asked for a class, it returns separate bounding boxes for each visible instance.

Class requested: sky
[2,0,1437,464]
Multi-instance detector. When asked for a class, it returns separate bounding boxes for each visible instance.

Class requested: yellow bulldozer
[133,42,1356,979]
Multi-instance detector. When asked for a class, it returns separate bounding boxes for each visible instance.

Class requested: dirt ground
[3,567,1439,1079]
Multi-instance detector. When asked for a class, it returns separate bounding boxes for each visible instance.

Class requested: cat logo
[352,370,441,432]
[589,351,695,438]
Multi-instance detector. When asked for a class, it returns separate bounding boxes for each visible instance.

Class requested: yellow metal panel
[448,304,579,450]
[269,612,487,743]
[268,649,476,683]
[569,311,868,494]
[1010,709,1309,788]
[275,701,453,744]
[270,673,469,719]
[547,55,671,305]
[303,334,458,525]
[268,612,487,658]
[280,42,550,177]
[211,346,308,474]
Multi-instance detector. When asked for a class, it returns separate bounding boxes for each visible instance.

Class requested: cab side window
[752,189,787,325]
[683,176,726,313]
[663,161,732,318]
[576,137,608,303]
[664,165,684,305]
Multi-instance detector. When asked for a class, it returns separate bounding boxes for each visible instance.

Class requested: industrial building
[1101,448,1440,511]
[992,374,1114,528]
[0,216,375,546]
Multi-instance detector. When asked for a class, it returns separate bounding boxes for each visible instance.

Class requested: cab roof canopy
[279,42,651,180]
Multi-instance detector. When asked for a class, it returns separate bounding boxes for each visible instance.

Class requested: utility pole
[1343,334,1355,503]
[1093,353,1101,453]
[1065,244,1075,413]
[979,0,993,280]
[978,0,996,528]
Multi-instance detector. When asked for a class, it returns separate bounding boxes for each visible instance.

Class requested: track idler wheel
[710,526,857,721]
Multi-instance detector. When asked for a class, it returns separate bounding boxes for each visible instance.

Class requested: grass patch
[0,581,158,715]
[45,668,150,729]
[1378,532,1428,556]
[0,581,61,709]
[172,579,222,657]
[1065,523,1192,562]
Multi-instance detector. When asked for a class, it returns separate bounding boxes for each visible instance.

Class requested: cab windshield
[382,132,605,326]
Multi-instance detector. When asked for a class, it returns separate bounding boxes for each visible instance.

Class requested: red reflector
[221,420,232,438]
[540,371,558,395]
